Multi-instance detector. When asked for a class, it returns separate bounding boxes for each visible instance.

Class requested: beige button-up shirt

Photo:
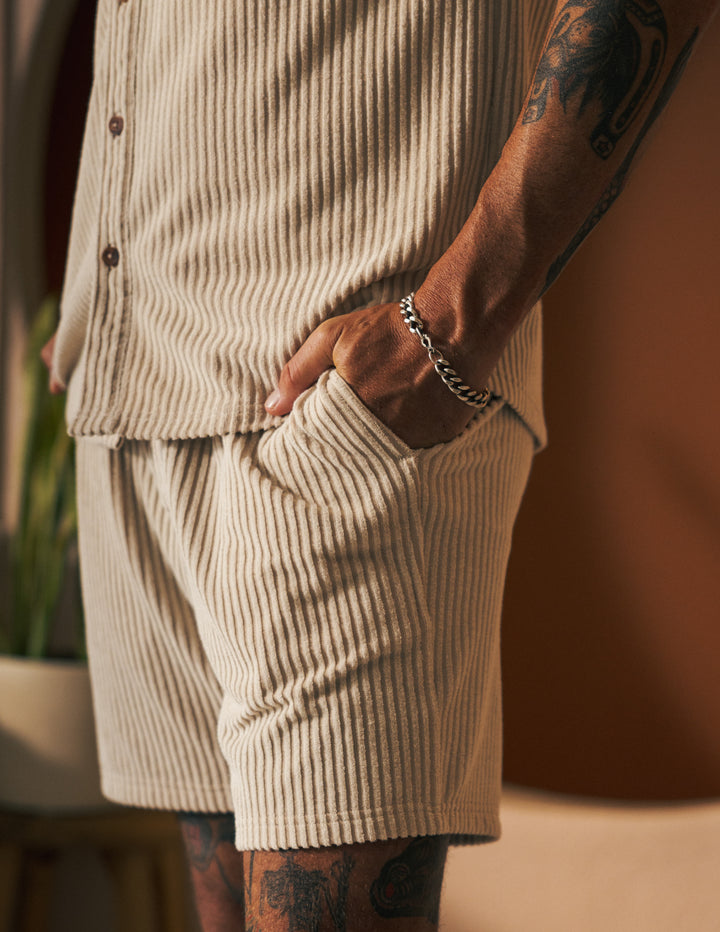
[53,0,553,445]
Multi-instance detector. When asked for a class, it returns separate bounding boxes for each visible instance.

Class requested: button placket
[84,0,137,430]
[98,0,132,274]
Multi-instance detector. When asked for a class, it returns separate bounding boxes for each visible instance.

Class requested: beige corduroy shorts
[75,369,535,851]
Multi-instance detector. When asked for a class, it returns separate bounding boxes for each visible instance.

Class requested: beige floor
[441,786,720,932]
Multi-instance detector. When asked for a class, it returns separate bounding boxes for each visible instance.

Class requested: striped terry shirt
[53,0,555,445]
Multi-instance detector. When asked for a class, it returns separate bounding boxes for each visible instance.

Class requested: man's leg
[179,816,449,932]
[179,814,245,930]
[244,835,450,932]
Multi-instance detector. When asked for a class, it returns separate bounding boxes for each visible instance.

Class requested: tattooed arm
[414,0,720,392]
[267,0,718,448]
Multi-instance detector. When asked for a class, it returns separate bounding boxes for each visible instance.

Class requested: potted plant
[0,295,106,811]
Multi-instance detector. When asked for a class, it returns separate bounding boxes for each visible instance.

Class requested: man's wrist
[416,205,546,372]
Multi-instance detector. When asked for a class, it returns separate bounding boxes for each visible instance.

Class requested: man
[43,0,718,928]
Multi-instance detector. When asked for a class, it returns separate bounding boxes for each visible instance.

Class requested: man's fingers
[40,335,55,370]
[40,333,66,394]
[265,319,338,415]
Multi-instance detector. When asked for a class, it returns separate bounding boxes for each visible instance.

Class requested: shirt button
[102,246,120,268]
[108,114,124,136]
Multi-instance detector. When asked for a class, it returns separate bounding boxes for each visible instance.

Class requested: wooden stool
[0,807,194,932]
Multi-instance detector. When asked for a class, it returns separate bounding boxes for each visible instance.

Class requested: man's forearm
[433,0,719,364]
[268,0,718,446]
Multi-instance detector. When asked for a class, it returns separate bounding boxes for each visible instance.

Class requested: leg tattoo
[246,836,448,931]
[369,836,450,925]
[179,812,243,901]
[179,812,245,930]
[180,813,236,872]
[258,851,355,932]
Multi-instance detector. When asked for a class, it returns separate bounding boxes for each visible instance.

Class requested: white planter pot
[0,654,110,812]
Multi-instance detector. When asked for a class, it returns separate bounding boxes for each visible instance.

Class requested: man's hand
[40,332,66,395]
[264,297,484,450]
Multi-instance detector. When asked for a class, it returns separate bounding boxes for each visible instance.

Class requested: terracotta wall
[502,13,720,801]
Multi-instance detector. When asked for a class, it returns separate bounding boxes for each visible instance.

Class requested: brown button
[102,246,120,268]
[108,114,124,136]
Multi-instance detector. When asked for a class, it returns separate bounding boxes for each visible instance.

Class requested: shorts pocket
[321,369,415,458]
[252,368,421,519]
[321,367,506,460]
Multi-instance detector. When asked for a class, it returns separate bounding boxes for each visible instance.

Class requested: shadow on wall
[501,11,720,802]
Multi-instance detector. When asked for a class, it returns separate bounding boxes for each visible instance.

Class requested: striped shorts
[76,369,535,851]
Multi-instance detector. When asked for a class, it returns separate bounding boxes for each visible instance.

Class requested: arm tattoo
[369,836,449,925]
[543,27,699,291]
[258,851,354,932]
[524,0,667,157]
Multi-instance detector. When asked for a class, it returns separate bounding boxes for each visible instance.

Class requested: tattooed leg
[178,812,244,932]
[368,837,449,926]
[244,835,449,932]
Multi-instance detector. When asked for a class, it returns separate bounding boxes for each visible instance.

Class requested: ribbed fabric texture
[54,0,554,445]
[75,371,535,849]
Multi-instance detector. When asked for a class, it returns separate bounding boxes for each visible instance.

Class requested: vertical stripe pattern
[76,371,535,849]
[55,0,555,445]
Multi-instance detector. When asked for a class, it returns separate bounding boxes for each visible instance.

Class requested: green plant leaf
[9,295,83,658]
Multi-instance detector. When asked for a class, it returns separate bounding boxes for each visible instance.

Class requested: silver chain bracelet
[399,293,492,410]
